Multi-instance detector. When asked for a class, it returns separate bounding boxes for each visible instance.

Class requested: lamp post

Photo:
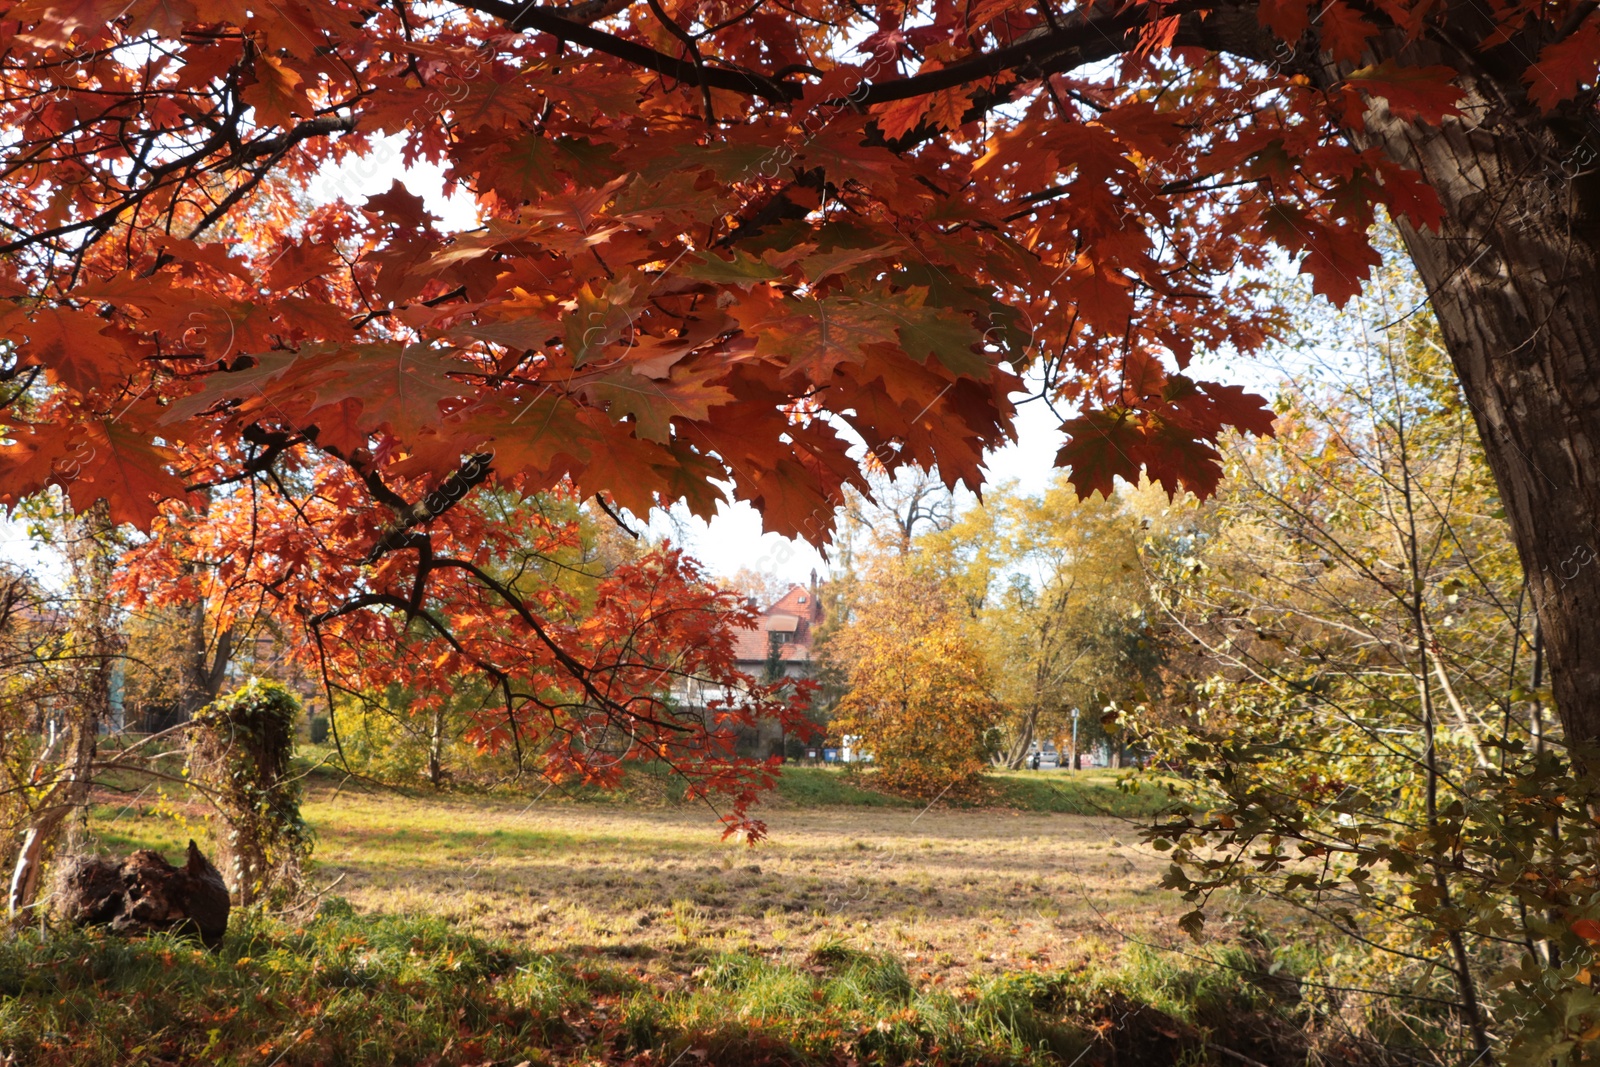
[1071,707,1080,772]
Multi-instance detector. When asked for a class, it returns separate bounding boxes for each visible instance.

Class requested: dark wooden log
[60,840,230,947]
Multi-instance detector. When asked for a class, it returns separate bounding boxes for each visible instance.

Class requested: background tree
[4,498,122,915]
[1134,262,1550,1060]
[0,560,68,910]
[826,561,1000,795]
[120,472,812,836]
[295,488,649,790]
[721,568,792,611]
[841,466,960,557]
[919,478,1163,769]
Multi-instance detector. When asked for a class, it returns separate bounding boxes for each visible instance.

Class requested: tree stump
[59,840,230,947]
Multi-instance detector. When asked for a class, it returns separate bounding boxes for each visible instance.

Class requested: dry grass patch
[280,783,1181,981]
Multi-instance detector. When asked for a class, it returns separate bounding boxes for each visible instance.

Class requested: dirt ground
[289,784,1185,980]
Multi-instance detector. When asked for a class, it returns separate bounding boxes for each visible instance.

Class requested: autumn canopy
[0,0,1596,790]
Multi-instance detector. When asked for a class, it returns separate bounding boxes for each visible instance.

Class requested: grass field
[6,764,1326,1065]
[1,905,1307,1067]
[85,766,1188,981]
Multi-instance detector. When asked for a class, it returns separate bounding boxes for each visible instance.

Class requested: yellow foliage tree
[826,564,1000,796]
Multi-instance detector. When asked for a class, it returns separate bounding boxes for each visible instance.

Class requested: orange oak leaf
[64,421,190,528]
[0,422,76,508]
[303,344,474,443]
[4,307,136,394]
[241,54,310,128]
[578,365,736,443]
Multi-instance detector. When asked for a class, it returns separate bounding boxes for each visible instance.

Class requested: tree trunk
[61,841,230,947]
[180,598,233,720]
[1349,74,1600,743]
[177,491,232,721]
[427,706,448,789]
[1005,706,1040,769]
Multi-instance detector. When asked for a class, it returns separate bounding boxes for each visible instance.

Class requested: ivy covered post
[188,679,312,907]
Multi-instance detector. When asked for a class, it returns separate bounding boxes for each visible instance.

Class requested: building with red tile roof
[672,571,827,759]
[733,573,825,680]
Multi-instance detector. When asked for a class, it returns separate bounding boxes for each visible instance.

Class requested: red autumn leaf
[463,394,611,485]
[63,421,191,528]
[1262,205,1382,306]
[1120,348,1170,403]
[10,0,121,43]
[1055,408,1145,499]
[1525,21,1600,111]
[1135,418,1227,500]
[874,96,931,141]
[922,88,974,133]
[1258,0,1312,43]
[1345,62,1464,123]
[0,422,76,507]
[964,0,1028,29]
[267,240,343,291]
[241,54,310,128]
[732,289,900,382]
[1317,0,1377,62]
[578,364,736,443]
[1374,160,1446,230]
[4,307,135,394]
[304,344,475,444]
[880,288,990,380]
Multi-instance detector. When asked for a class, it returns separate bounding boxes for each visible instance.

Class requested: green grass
[984,769,1179,818]
[771,766,914,807]
[297,749,1169,816]
[0,905,546,1067]
[0,904,1308,1067]
[769,766,1176,817]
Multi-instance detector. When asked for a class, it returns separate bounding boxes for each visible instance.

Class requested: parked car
[1028,743,1060,770]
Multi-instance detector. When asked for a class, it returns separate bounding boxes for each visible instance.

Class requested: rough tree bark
[1375,125,1600,744]
[60,840,230,947]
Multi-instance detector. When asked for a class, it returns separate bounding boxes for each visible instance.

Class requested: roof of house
[733,583,824,665]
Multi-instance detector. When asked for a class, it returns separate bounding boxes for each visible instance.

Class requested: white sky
[643,386,1070,586]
